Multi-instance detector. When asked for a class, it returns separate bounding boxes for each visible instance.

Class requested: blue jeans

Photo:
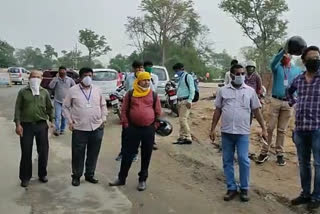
[293,130,320,200]
[221,133,250,191]
[54,101,66,132]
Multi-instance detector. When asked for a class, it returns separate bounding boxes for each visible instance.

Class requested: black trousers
[118,125,155,182]
[19,121,49,181]
[72,126,104,179]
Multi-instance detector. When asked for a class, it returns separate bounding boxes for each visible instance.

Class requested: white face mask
[82,76,92,87]
[29,78,41,96]
[232,75,245,85]
[138,85,150,91]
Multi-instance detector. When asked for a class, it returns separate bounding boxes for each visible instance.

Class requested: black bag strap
[185,74,190,90]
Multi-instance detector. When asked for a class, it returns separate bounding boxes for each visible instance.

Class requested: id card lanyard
[79,85,92,108]
[284,66,291,87]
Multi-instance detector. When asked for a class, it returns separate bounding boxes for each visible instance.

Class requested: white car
[92,68,120,101]
[8,67,29,85]
[152,66,170,102]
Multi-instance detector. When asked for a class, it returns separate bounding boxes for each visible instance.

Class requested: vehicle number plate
[111,99,119,105]
[169,95,177,101]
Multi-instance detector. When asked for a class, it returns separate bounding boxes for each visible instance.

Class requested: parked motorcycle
[109,85,126,120]
[165,80,179,116]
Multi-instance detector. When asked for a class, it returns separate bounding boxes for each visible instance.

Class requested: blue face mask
[232,75,245,85]
[175,70,184,77]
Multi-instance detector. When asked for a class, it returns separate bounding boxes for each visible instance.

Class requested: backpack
[184,74,199,102]
[127,90,158,123]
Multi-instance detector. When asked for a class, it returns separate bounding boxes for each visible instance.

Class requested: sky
[0,0,320,65]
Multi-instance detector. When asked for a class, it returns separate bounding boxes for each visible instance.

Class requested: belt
[272,95,288,101]
[178,97,188,102]
[21,120,46,125]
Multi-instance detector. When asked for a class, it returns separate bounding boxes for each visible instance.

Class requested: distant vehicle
[8,67,30,85]
[40,69,80,98]
[92,68,121,102]
[152,66,170,102]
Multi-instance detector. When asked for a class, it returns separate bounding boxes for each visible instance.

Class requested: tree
[0,40,16,67]
[210,50,233,71]
[109,54,131,72]
[43,45,57,59]
[126,0,203,65]
[219,0,288,72]
[15,46,44,68]
[79,29,111,66]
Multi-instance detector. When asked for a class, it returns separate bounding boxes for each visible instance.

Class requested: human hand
[209,129,216,143]
[186,102,192,109]
[262,129,268,141]
[15,124,23,137]
[69,122,74,131]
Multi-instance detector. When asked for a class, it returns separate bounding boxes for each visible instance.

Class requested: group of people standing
[14,60,195,192]
[212,45,320,210]
[14,44,320,210]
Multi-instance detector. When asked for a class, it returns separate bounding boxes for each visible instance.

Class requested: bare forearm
[211,108,222,131]
[253,109,266,130]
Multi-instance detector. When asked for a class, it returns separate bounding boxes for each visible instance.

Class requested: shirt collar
[227,83,247,90]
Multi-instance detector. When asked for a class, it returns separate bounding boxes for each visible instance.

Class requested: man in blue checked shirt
[287,46,320,210]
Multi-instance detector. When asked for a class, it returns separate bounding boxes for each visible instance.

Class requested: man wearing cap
[256,49,301,166]
[109,72,162,191]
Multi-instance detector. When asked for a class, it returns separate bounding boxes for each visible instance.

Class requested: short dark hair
[230,64,244,74]
[301,46,320,60]
[59,66,66,71]
[231,59,238,66]
[132,60,143,69]
[144,60,153,68]
[79,67,93,77]
[173,63,184,70]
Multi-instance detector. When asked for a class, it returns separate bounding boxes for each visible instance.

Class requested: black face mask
[305,59,320,73]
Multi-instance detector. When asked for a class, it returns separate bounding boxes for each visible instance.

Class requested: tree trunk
[88,50,92,67]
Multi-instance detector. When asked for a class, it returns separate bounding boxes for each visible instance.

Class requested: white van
[92,69,120,101]
[152,66,170,102]
[8,67,29,85]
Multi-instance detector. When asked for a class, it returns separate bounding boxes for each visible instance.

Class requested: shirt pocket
[241,94,251,109]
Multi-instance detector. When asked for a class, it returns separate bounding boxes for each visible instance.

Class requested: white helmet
[246,60,256,68]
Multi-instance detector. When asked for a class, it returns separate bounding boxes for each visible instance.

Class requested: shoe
[173,138,185,144]
[308,199,320,210]
[109,179,126,186]
[21,180,29,188]
[276,155,286,166]
[255,154,269,164]
[153,143,158,150]
[60,131,65,135]
[72,178,80,186]
[291,195,311,206]
[115,154,122,161]
[240,189,250,202]
[85,177,99,184]
[53,131,60,137]
[39,176,48,183]
[137,181,147,191]
[179,139,192,145]
[224,190,238,201]
[133,154,139,162]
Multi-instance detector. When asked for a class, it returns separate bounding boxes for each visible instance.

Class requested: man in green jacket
[14,71,54,188]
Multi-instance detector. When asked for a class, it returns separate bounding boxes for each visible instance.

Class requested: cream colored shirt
[63,84,107,131]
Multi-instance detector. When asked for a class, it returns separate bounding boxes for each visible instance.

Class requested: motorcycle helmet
[286,36,307,56]
[155,119,173,137]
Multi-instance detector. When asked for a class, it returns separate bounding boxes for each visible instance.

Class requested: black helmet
[156,119,173,137]
[286,36,307,56]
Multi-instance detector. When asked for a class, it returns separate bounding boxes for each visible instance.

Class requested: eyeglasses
[232,72,246,76]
